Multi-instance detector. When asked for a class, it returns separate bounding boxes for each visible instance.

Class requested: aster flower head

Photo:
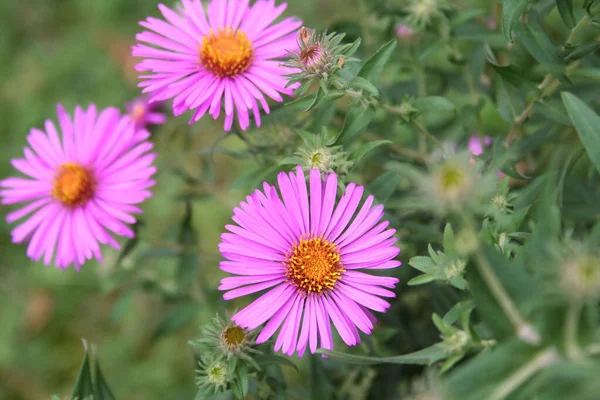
[133,0,302,131]
[126,96,167,129]
[195,355,230,395]
[285,28,360,97]
[395,24,415,40]
[189,313,261,369]
[404,152,496,217]
[467,135,493,156]
[0,104,156,269]
[560,248,600,302]
[218,166,401,357]
[285,129,353,175]
[404,0,450,28]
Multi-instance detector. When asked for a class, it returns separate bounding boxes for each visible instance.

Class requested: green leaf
[469,246,538,340]
[501,0,532,42]
[443,223,456,256]
[235,362,248,399]
[557,0,576,28]
[408,256,435,272]
[332,106,375,145]
[367,171,401,203]
[562,91,600,173]
[306,87,325,112]
[72,341,94,400]
[534,100,572,126]
[515,11,561,67]
[349,140,391,165]
[357,39,397,84]
[94,356,117,400]
[564,42,600,61]
[348,76,379,96]
[489,62,538,90]
[495,75,524,123]
[407,274,439,285]
[557,148,585,208]
[316,343,447,365]
[413,96,456,114]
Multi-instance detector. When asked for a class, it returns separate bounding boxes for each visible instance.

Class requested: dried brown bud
[298,27,311,44]
[338,57,345,69]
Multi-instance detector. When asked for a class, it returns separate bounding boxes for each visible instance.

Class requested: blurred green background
[0,0,360,398]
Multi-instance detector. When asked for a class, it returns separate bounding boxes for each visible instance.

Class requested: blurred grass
[0,0,353,398]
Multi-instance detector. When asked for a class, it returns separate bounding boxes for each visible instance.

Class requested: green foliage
[7,0,600,399]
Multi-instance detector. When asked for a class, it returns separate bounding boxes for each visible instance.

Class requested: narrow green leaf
[564,42,600,61]
[349,140,391,165]
[515,11,561,67]
[557,0,576,28]
[413,96,456,114]
[316,344,447,366]
[562,91,600,173]
[534,100,572,126]
[332,106,375,145]
[408,256,435,272]
[443,224,455,255]
[495,75,524,123]
[557,148,585,208]
[94,356,117,400]
[306,87,325,112]
[407,274,439,286]
[501,0,532,42]
[367,171,401,203]
[357,39,397,84]
[72,341,94,400]
[348,76,379,96]
[235,362,249,399]
[489,62,538,90]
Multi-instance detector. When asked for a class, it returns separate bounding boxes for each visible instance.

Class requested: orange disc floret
[285,236,345,294]
[200,28,253,78]
[51,163,96,207]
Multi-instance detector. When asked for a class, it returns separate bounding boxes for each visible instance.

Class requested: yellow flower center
[285,236,345,294]
[223,326,246,346]
[51,163,95,207]
[199,28,253,78]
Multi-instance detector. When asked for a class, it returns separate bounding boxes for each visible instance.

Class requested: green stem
[585,342,600,356]
[565,301,584,361]
[411,120,444,149]
[489,348,559,400]
[475,250,540,345]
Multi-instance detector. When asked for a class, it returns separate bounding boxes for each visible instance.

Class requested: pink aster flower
[133,0,302,131]
[468,135,493,156]
[395,24,414,40]
[218,166,401,357]
[0,104,156,269]
[126,96,167,129]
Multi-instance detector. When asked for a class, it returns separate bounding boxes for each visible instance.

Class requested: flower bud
[560,254,600,301]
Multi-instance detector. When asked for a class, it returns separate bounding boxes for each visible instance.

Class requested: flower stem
[564,300,584,361]
[411,120,444,149]
[488,347,559,400]
[474,249,540,345]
